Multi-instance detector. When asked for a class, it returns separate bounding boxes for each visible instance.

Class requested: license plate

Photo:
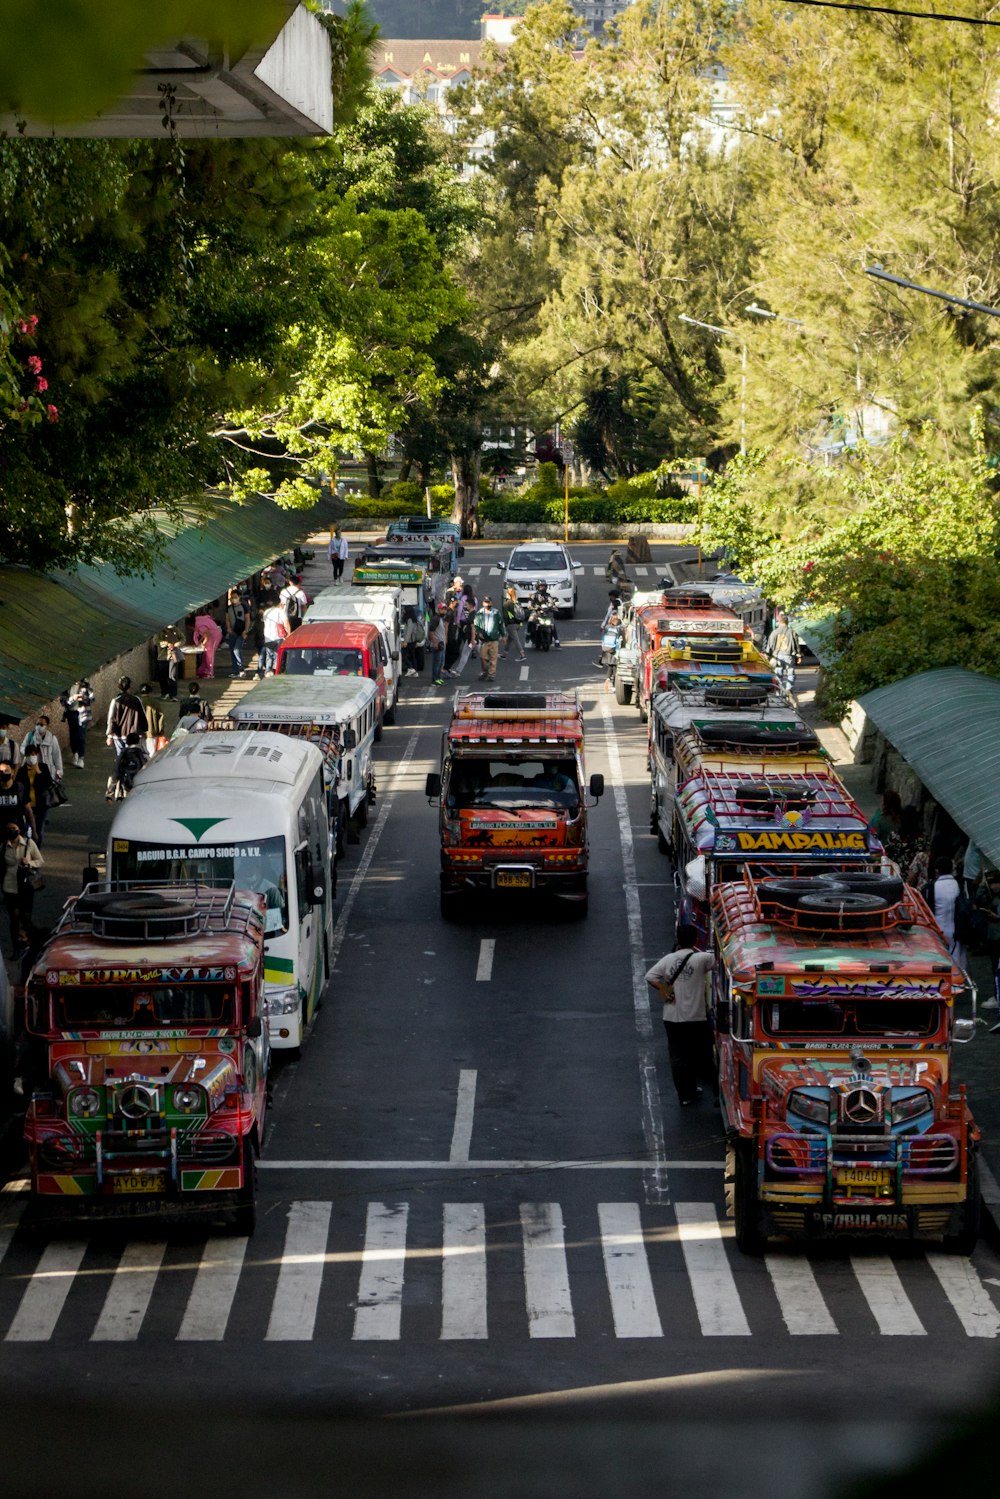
[496,870,531,889]
[111,1171,166,1195]
[836,1167,890,1189]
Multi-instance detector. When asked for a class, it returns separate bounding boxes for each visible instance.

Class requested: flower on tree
[46,404,58,422]
[35,376,47,393]
[26,354,41,375]
[17,315,38,336]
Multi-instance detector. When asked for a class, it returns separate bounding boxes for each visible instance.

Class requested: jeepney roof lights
[757,960,774,971]
[803,963,826,972]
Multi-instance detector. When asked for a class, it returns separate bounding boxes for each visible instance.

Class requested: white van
[305,585,402,717]
[226,675,378,858]
[107,731,333,1052]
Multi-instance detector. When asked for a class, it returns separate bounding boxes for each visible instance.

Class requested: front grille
[900,1135,959,1174]
[186,1133,239,1165]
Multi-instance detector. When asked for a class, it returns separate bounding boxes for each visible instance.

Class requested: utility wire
[780,0,1000,25]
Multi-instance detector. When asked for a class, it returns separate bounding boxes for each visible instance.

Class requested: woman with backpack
[224,588,249,676]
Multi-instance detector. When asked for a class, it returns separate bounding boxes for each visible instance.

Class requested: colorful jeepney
[352,555,428,612]
[425,690,604,919]
[713,868,980,1251]
[22,883,269,1232]
[631,590,756,721]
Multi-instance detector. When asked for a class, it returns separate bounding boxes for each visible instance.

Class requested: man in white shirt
[328,528,349,581]
[259,603,289,676]
[646,923,716,1106]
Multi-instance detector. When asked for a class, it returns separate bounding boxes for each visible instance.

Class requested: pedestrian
[61,679,94,768]
[14,747,56,846]
[106,735,148,801]
[194,607,223,678]
[224,587,249,676]
[501,584,527,662]
[473,595,504,681]
[106,675,148,760]
[0,761,35,838]
[428,609,447,686]
[280,575,309,631]
[870,789,902,849]
[158,627,184,701]
[400,607,421,676]
[0,722,21,770]
[925,854,970,971]
[181,683,212,722]
[974,869,1000,1011]
[962,840,984,896]
[645,923,716,1107]
[21,714,63,785]
[258,600,289,676]
[138,685,168,758]
[1,821,43,956]
[765,609,801,694]
[329,527,349,582]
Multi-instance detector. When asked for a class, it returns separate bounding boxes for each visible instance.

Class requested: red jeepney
[22,882,269,1234]
[713,867,980,1253]
[631,589,755,722]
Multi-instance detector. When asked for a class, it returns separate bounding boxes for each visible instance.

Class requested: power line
[780,0,1000,26]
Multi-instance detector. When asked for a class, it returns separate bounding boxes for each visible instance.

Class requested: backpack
[954,890,984,946]
[115,746,146,792]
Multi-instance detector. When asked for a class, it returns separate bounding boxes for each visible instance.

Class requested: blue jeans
[430,645,445,681]
[259,640,279,674]
[225,631,245,673]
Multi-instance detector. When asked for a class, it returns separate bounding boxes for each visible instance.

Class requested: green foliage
[343,490,454,518]
[520,462,562,502]
[479,493,696,524]
[380,480,425,507]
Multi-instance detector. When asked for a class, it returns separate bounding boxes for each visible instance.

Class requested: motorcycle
[529,605,554,651]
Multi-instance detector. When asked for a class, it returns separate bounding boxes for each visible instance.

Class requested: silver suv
[495,541,582,616]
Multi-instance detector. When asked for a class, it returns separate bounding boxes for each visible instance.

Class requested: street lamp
[744,302,806,328]
[678,312,747,456]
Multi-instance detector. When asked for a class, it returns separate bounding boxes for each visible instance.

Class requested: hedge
[479,494,697,524]
[343,489,454,519]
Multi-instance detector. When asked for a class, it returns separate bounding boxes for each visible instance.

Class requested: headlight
[788,1089,831,1125]
[268,986,300,1016]
[173,1086,203,1114]
[69,1087,101,1118]
[892,1091,934,1125]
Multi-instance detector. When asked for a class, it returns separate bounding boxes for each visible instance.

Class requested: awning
[0,492,334,720]
[858,668,1000,865]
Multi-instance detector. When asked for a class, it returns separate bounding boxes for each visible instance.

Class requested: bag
[231,607,246,637]
[660,950,694,1003]
[43,783,67,809]
[954,890,984,946]
[282,589,301,623]
[513,603,526,624]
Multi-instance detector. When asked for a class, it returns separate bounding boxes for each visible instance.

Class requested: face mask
[26,756,38,766]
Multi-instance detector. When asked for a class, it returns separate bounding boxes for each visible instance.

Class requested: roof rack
[58,880,245,940]
[713,865,944,940]
[448,688,584,743]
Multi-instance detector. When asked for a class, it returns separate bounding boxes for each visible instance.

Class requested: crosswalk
[459,566,652,579]
[2,1195,998,1344]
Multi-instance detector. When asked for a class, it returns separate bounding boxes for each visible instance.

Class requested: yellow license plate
[496,870,531,889]
[111,1171,166,1195]
[836,1167,890,1189]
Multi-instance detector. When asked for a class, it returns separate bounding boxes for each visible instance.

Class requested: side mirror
[573,562,584,572]
[425,772,442,799]
[343,728,357,750]
[391,651,400,662]
[953,1018,976,1043]
[457,545,465,558]
[715,1000,732,1035]
[589,773,605,799]
[244,1016,262,1039]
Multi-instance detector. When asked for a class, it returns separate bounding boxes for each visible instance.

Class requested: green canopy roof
[0,493,334,720]
[858,668,1000,865]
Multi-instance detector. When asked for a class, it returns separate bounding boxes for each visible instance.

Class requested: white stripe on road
[265,1200,331,1341]
[449,1070,477,1164]
[91,1240,167,1341]
[6,1240,87,1342]
[465,566,482,576]
[519,665,529,681]
[851,1257,925,1335]
[353,1201,409,1340]
[599,695,669,1205]
[926,1253,1000,1337]
[441,1202,487,1340]
[634,566,649,576]
[592,566,604,576]
[675,1204,751,1336]
[476,939,495,981]
[177,1236,249,1341]
[598,1202,663,1337]
[764,1254,838,1335]
[521,1203,576,1337]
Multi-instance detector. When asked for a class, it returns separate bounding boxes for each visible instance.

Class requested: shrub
[342,488,455,519]
[380,480,425,508]
[478,493,697,524]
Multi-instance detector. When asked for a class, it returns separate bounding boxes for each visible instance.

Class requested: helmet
[535,579,548,590]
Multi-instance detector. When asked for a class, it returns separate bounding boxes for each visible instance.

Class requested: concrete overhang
[1,2,333,139]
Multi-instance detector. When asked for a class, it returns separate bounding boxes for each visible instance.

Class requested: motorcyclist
[606,550,631,596]
[528,580,560,648]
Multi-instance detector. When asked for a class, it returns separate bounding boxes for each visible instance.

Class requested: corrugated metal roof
[0,493,334,720]
[858,668,1000,864]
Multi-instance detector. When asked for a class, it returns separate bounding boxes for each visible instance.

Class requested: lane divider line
[449,1070,478,1164]
[475,938,495,982]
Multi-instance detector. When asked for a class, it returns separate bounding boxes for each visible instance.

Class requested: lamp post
[678,313,746,456]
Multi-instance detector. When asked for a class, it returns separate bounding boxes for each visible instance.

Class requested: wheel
[384,697,396,726]
[639,695,648,722]
[232,1136,257,1237]
[354,795,368,831]
[374,713,383,742]
[614,675,632,706]
[564,603,576,619]
[733,1140,767,1255]
[704,684,770,710]
[657,823,670,856]
[335,805,347,859]
[346,817,361,845]
[566,894,588,920]
[942,1155,981,1254]
[440,888,463,921]
[820,872,904,903]
[798,892,888,914]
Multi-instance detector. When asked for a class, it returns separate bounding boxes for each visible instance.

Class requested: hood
[455,807,571,848]
[761,1054,946,1097]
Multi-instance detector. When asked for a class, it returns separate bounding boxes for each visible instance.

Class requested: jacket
[107,692,148,740]
[473,606,504,642]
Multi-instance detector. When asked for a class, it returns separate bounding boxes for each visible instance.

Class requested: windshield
[446,758,580,811]
[760,1000,940,1038]
[510,551,567,574]
[111,835,289,935]
[56,985,233,1029]
[280,647,364,676]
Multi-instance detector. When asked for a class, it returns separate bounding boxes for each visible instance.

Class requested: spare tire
[689,641,743,662]
[758,877,837,908]
[704,684,770,710]
[75,891,164,917]
[819,871,904,903]
[797,892,889,930]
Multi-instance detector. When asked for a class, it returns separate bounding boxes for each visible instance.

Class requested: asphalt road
[2,541,998,1495]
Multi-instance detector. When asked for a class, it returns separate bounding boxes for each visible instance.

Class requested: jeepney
[609,588,664,706]
[425,690,604,919]
[673,762,879,944]
[384,516,463,555]
[713,866,980,1252]
[357,537,456,594]
[22,882,269,1233]
[695,573,768,645]
[631,590,755,722]
[649,684,816,850]
[352,556,428,613]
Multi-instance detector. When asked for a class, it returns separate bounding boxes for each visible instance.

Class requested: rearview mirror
[343,728,357,750]
[953,1017,976,1043]
[589,773,605,799]
[426,772,442,799]
[490,564,503,574]
[244,1016,263,1040]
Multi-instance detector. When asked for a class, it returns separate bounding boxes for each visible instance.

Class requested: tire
[798,892,888,914]
[942,1154,981,1255]
[346,817,361,845]
[566,894,589,920]
[335,805,348,859]
[374,713,383,742]
[820,871,904,903]
[232,1136,257,1237]
[615,675,632,706]
[757,877,832,908]
[657,824,670,856]
[354,795,368,831]
[384,693,396,726]
[704,684,770,710]
[733,1139,767,1255]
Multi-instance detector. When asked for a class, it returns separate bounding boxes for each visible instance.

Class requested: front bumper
[442,854,587,898]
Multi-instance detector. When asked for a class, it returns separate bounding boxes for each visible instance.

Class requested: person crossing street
[473,595,504,681]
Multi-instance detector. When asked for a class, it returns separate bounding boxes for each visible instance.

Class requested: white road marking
[6,1240,87,1342]
[519,665,529,681]
[599,695,669,1205]
[926,1254,1000,1337]
[850,1257,925,1335]
[449,1069,478,1164]
[259,1157,723,1171]
[634,566,649,576]
[675,1204,751,1336]
[476,938,495,982]
[0,1196,26,1266]
[177,1235,249,1341]
[440,1202,487,1340]
[592,566,605,576]
[465,566,482,576]
[764,1254,838,1335]
[598,1202,663,1337]
[521,1203,576,1338]
[265,1200,332,1341]
[91,1240,167,1341]
[353,1201,409,1340]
